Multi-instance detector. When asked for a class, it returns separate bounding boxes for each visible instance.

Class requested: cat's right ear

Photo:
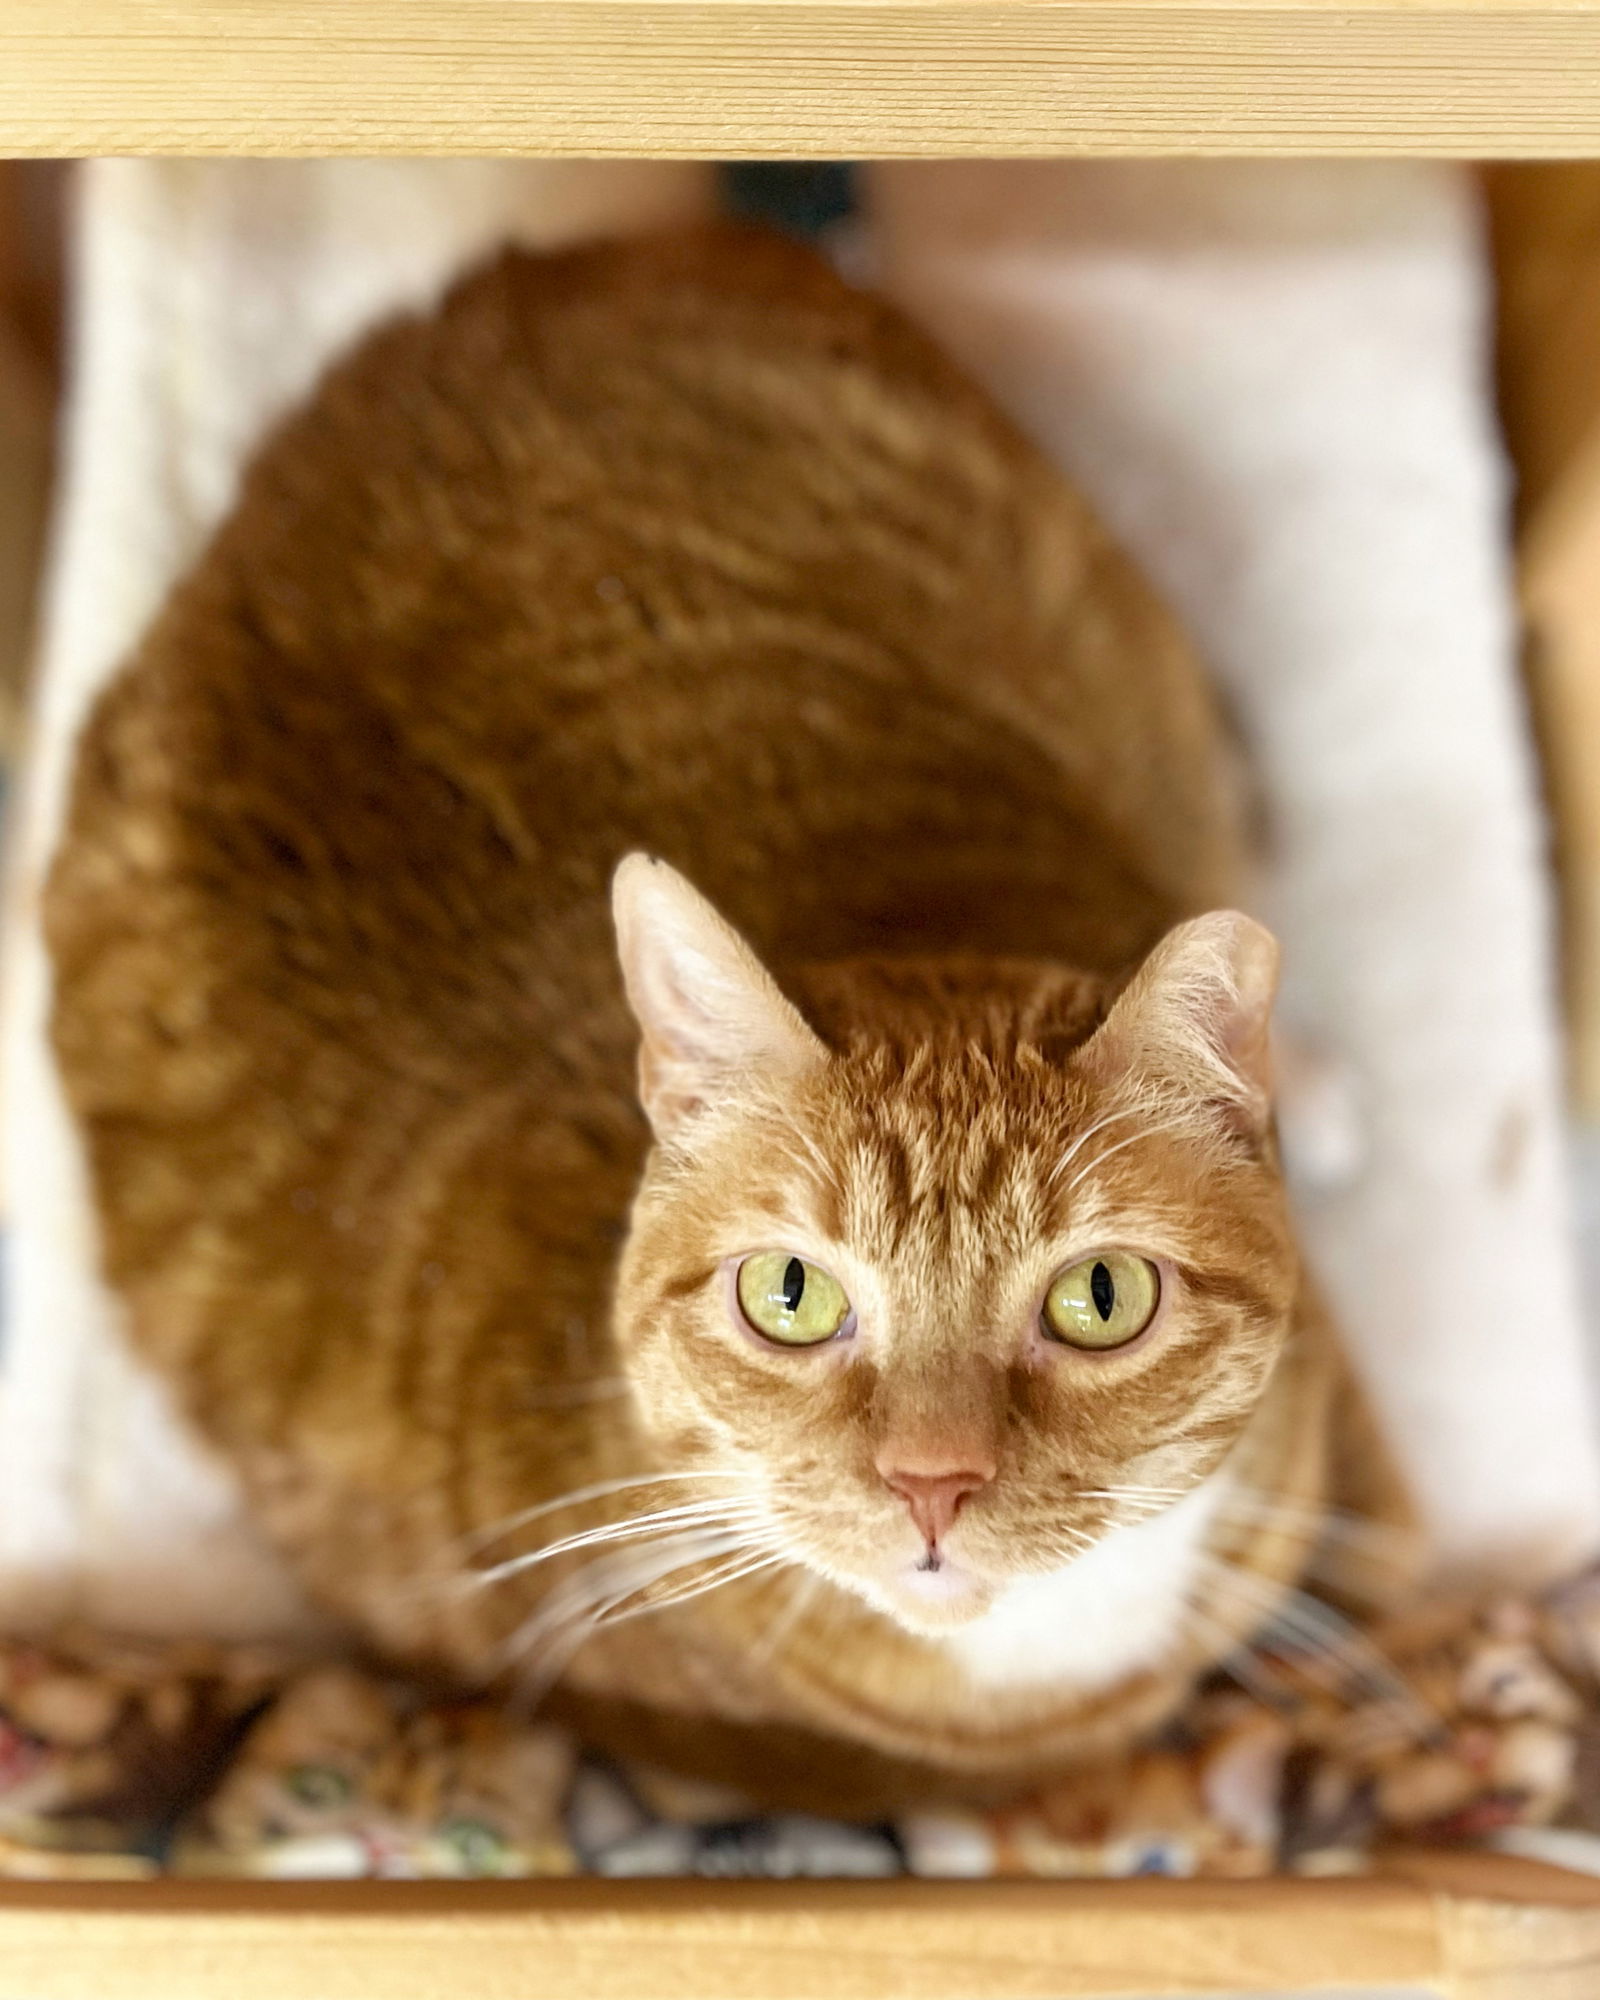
[1077,910,1280,1143]
[611,855,826,1143]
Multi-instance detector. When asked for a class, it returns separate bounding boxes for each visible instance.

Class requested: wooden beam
[1490,165,1600,1108]
[5,0,1600,160]
[0,1867,1595,2000]
[1492,166,1600,526]
[0,1875,1473,2000]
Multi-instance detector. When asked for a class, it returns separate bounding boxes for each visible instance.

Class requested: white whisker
[746,1570,824,1670]
[1080,1483,1418,1576]
[450,1469,757,1562]
[1044,1105,1149,1192]
[464,1499,770,1590]
[598,1548,792,1631]
[1209,1487,1417,1557]
[1058,1119,1194,1204]
[1077,1485,1190,1502]
[1195,1553,1437,1743]
[1171,1587,1291,1707]
[499,1527,758,1692]
[1042,1523,1098,1564]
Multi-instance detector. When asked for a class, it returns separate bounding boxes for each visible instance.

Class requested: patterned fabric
[3,1569,1600,1881]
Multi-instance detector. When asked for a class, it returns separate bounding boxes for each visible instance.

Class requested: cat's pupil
[1090,1261,1116,1321]
[781,1258,806,1313]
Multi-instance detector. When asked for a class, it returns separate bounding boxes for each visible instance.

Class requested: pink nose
[878,1464,994,1547]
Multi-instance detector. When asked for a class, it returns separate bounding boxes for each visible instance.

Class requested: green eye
[441,1817,509,1874]
[1043,1254,1161,1350]
[736,1252,852,1347]
[285,1763,353,1811]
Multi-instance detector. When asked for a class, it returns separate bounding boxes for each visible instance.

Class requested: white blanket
[2,159,1593,1642]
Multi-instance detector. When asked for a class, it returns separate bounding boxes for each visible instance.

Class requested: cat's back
[54,222,1239,992]
[46,228,1243,1311]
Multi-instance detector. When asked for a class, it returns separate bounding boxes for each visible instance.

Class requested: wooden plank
[0,1876,1464,2000]
[1489,165,1600,1108]
[5,0,1600,160]
[1516,434,1600,1110]
[0,1866,1592,2000]
[1491,166,1600,532]
[1397,1851,1600,2000]
[0,1867,1592,2000]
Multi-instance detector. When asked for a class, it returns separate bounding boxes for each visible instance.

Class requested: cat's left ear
[1079,912,1280,1139]
[612,855,827,1143]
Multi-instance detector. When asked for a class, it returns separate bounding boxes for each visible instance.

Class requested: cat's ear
[612,855,826,1141]
[1079,912,1280,1138]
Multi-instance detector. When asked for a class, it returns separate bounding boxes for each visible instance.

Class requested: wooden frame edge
[0,1865,1596,2000]
[7,0,1600,159]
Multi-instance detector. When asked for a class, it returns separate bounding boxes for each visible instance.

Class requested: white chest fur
[943,1477,1228,1696]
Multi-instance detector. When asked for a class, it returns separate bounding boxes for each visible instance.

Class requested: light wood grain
[0,1869,1595,2000]
[1517,454,1600,1110]
[0,1876,1460,2000]
[6,0,1600,159]
[1402,1852,1600,2000]
[1490,165,1600,1107]
[1493,172,1600,485]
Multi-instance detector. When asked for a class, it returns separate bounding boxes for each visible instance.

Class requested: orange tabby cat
[45,227,1403,1812]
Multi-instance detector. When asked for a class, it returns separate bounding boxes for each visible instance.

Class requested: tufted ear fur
[611,855,827,1142]
[1079,912,1281,1139]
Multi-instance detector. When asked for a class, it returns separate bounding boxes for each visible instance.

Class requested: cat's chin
[867,1557,997,1635]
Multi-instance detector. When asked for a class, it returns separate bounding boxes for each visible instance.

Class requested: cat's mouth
[874,1552,995,1632]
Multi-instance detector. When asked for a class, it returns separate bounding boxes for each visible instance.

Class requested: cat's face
[384,1709,575,1878]
[611,859,1296,1638]
[187,1670,574,1877]
[191,1667,398,1867]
